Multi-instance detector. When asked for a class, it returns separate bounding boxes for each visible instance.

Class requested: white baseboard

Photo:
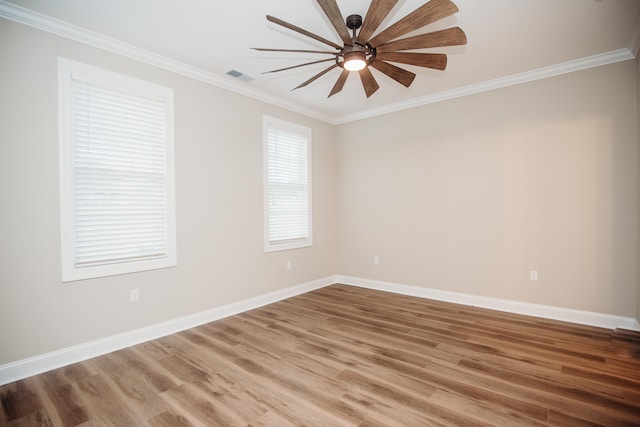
[2,274,638,386]
[337,275,640,331]
[0,275,336,386]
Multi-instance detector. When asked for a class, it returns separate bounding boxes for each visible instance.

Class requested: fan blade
[368,0,459,47]
[267,15,342,50]
[263,58,336,74]
[317,0,352,45]
[359,67,380,98]
[370,61,415,87]
[294,64,339,90]
[376,27,466,53]
[329,69,350,97]
[376,52,447,70]
[357,0,399,44]
[252,48,338,55]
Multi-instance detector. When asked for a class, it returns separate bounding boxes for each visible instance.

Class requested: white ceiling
[2,0,639,123]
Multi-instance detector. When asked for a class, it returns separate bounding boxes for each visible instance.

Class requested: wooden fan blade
[252,48,338,55]
[376,27,466,53]
[329,69,350,97]
[267,15,342,50]
[359,67,380,98]
[263,58,336,74]
[317,0,352,45]
[370,61,415,87]
[368,0,459,47]
[294,64,338,90]
[376,52,447,70]
[357,0,399,44]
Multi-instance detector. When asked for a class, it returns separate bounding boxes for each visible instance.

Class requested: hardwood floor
[2,284,640,426]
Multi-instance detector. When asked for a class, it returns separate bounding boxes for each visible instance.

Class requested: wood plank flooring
[2,284,640,426]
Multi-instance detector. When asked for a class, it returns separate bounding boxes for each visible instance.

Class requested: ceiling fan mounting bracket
[346,14,363,31]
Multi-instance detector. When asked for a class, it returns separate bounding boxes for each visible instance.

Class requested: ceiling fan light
[344,51,367,71]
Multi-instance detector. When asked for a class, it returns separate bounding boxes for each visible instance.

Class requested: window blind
[70,78,168,267]
[265,121,311,249]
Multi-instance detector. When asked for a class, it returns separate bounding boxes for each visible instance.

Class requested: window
[59,58,176,282]
[264,116,312,252]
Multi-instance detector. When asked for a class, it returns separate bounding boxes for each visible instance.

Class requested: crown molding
[1,0,636,126]
[0,0,335,124]
[335,48,635,124]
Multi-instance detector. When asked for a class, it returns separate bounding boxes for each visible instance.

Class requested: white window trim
[58,58,176,282]
[263,116,313,252]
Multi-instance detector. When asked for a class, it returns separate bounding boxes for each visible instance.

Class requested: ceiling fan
[253,0,467,98]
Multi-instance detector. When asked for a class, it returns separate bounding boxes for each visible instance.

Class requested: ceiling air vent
[226,70,254,82]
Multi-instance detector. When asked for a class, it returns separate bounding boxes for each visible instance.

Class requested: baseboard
[337,275,640,331]
[0,275,336,386]
[2,274,637,386]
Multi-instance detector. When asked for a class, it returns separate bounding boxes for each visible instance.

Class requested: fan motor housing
[337,42,376,69]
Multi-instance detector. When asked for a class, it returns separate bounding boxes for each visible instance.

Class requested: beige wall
[336,60,638,317]
[1,17,639,367]
[0,19,336,365]
[637,54,640,323]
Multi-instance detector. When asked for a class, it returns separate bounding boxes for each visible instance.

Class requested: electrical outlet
[529,271,539,282]
[286,260,292,270]
[374,255,380,265]
[130,288,140,302]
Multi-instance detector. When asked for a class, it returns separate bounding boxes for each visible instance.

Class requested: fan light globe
[344,52,367,71]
